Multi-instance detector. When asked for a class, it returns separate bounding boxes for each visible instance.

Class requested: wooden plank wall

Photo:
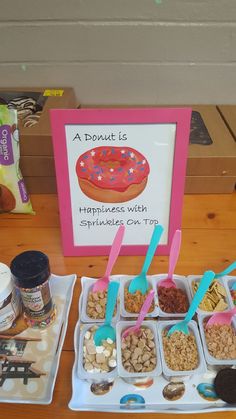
[1,0,236,105]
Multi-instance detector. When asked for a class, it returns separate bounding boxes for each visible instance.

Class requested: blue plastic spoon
[93,281,120,346]
[214,261,236,279]
[128,224,164,295]
[167,270,215,336]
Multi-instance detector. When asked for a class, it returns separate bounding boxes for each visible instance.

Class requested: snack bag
[0,105,34,213]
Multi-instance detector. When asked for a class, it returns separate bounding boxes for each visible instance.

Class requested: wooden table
[0,193,236,418]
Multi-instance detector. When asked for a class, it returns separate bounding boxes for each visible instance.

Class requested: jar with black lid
[10,250,56,328]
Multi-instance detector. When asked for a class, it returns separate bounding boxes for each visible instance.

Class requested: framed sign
[50,108,191,256]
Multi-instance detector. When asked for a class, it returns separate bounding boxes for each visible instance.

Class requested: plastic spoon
[167,270,215,336]
[214,261,236,279]
[128,224,164,295]
[206,306,236,327]
[158,230,182,288]
[93,281,120,346]
[122,290,155,340]
[92,225,125,292]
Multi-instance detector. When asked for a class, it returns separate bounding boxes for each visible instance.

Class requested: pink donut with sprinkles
[76,146,150,203]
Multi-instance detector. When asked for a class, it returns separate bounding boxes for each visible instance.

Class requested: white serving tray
[0,273,76,405]
[69,275,236,413]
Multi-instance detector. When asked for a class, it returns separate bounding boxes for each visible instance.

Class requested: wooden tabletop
[0,193,236,418]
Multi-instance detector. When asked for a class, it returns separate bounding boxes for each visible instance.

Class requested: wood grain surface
[0,193,235,418]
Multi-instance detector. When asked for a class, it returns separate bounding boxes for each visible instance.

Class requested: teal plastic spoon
[168,270,215,336]
[93,281,120,346]
[128,224,164,295]
[214,261,236,279]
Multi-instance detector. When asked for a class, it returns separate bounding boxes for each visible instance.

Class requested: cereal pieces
[158,286,189,313]
[86,289,109,319]
[83,326,117,373]
[162,330,199,371]
[204,323,236,359]
[121,327,157,373]
[124,288,155,314]
[192,280,228,312]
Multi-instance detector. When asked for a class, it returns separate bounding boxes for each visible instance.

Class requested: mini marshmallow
[112,349,117,357]
[84,331,91,340]
[107,338,113,344]
[103,349,110,357]
[95,345,105,354]
[108,358,117,368]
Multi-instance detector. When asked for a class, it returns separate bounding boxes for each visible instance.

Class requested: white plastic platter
[0,273,76,405]
[69,275,236,413]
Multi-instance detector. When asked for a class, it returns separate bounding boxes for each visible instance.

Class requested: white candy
[112,349,117,357]
[95,345,105,354]
[106,338,113,344]
[87,368,94,373]
[108,358,117,368]
[93,367,101,373]
[103,350,110,357]
[83,346,87,353]
[84,331,91,340]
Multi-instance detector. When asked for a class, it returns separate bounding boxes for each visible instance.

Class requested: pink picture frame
[50,107,191,256]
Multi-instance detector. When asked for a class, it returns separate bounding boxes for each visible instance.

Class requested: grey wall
[1,0,236,105]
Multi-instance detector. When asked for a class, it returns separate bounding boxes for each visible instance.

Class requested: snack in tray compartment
[204,323,236,359]
[121,327,157,373]
[83,326,117,373]
[86,289,116,319]
[214,368,236,404]
[158,286,189,313]
[230,285,236,306]
[124,288,155,314]
[162,330,199,371]
[192,279,228,311]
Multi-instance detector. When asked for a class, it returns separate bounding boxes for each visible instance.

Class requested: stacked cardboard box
[186,106,236,193]
[1,93,234,194]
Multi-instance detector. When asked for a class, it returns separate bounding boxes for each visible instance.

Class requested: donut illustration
[76,146,150,203]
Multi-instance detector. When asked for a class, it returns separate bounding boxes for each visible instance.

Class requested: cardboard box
[24,177,57,194]
[217,105,236,142]
[185,176,236,194]
[9,103,236,194]
[0,87,77,156]
[187,106,236,177]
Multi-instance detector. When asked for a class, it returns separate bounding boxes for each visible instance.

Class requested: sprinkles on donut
[76,146,150,203]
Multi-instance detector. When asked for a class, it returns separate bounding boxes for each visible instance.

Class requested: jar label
[20,281,53,320]
[0,289,20,331]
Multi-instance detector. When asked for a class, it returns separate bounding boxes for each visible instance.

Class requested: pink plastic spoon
[158,230,182,288]
[121,290,155,340]
[206,306,236,327]
[92,225,125,292]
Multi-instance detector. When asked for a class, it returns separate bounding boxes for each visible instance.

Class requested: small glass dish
[152,274,191,318]
[116,320,162,384]
[157,320,206,382]
[198,314,236,370]
[119,275,159,319]
[80,276,120,323]
[77,323,117,384]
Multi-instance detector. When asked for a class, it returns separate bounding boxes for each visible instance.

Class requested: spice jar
[10,250,56,329]
[0,262,20,331]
